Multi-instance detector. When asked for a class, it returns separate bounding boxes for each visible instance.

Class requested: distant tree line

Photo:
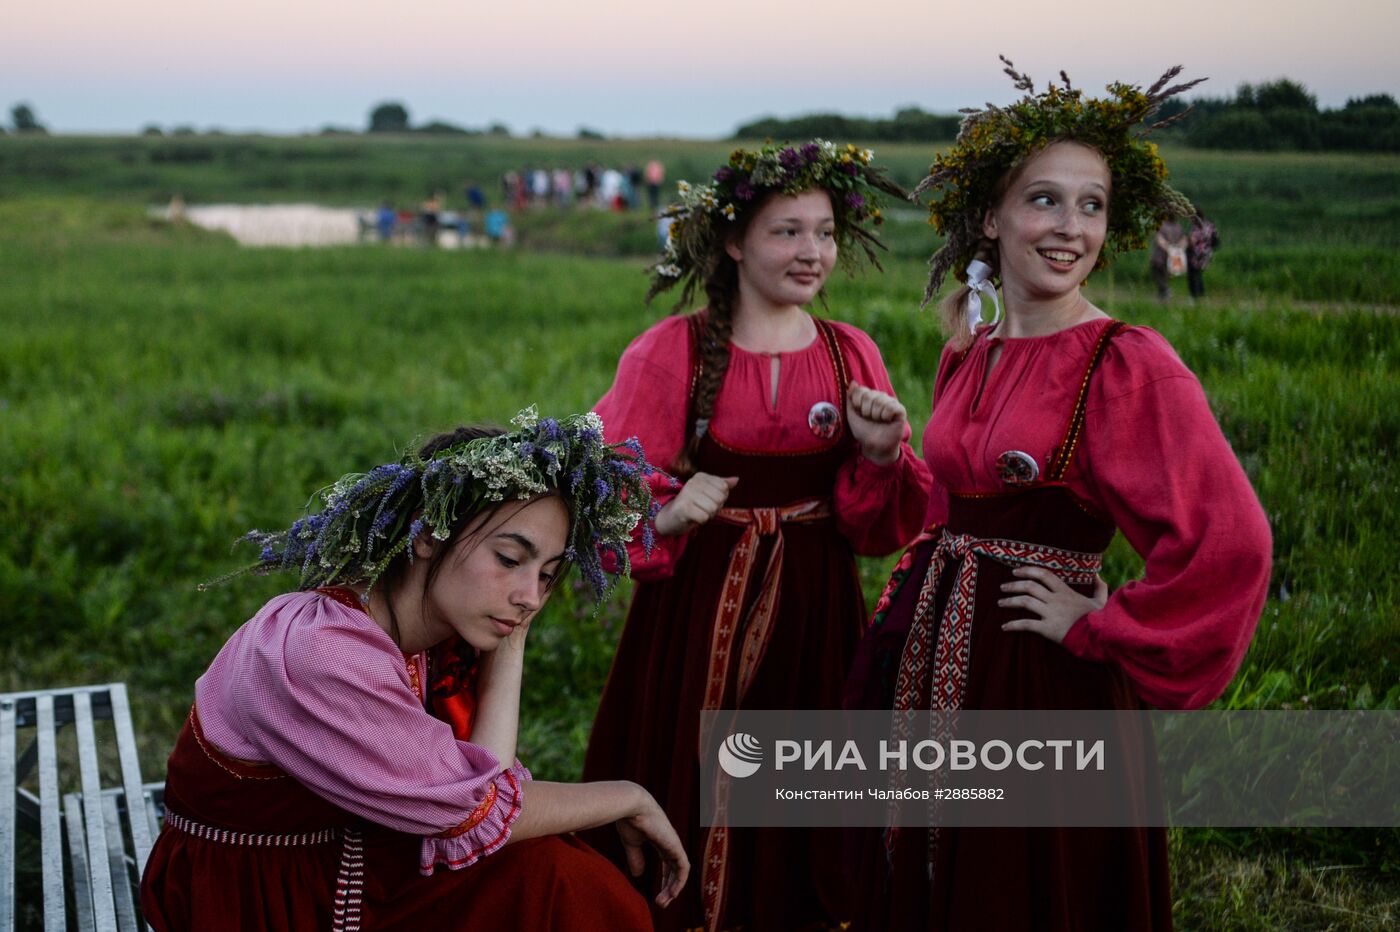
[1155,80,1400,152]
[732,80,1400,153]
[733,107,961,143]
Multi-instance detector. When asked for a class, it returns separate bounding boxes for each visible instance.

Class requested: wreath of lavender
[215,407,661,601]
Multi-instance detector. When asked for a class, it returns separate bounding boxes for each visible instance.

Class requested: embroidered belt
[894,528,1103,714]
[700,497,831,932]
[163,808,364,931]
[163,808,342,846]
[886,528,1102,877]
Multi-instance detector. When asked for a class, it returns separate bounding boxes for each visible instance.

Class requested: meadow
[1,134,1397,928]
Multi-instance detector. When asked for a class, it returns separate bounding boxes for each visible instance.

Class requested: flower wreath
[214,407,660,601]
[914,56,1206,305]
[648,139,906,308]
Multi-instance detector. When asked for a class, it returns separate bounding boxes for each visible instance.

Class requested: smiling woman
[137,409,689,931]
[582,142,932,932]
[844,60,1272,931]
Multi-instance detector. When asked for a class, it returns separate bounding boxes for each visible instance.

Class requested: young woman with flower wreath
[139,409,688,931]
[581,141,933,932]
[843,60,1272,930]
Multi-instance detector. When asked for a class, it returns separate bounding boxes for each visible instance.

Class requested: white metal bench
[1,684,163,932]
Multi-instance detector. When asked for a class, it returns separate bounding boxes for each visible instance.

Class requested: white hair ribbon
[964,259,1002,334]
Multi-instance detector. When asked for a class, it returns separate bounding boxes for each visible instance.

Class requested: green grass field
[2,135,1397,928]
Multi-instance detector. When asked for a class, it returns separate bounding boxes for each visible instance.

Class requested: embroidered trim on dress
[189,705,287,781]
[434,782,498,838]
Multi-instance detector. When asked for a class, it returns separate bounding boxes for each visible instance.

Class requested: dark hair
[373,425,568,647]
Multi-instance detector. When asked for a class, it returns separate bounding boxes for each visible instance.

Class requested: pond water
[176,204,363,246]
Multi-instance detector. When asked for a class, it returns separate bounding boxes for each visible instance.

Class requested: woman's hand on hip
[847,382,907,466]
[653,472,739,536]
[615,785,690,908]
[998,567,1109,644]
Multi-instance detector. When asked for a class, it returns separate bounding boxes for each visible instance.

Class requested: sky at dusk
[6,0,1398,137]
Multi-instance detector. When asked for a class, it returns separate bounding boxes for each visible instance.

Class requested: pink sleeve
[199,593,531,874]
[1060,339,1272,710]
[595,317,690,580]
[830,323,933,555]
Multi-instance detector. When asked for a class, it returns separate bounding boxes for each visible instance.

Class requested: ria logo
[717,733,763,778]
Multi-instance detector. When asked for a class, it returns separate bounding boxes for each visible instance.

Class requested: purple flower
[840,161,859,176]
[260,545,276,562]
[372,509,395,534]
[408,518,425,540]
[845,192,866,211]
[594,477,611,499]
[386,466,415,497]
[734,182,755,202]
[539,418,562,441]
[779,147,801,171]
[801,143,821,163]
[518,441,535,458]
[714,167,734,182]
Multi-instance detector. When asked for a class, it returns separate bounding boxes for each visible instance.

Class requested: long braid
[939,237,1000,350]
[672,260,738,477]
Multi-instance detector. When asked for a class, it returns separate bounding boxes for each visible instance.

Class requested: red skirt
[844,488,1173,932]
[584,428,862,932]
[140,710,652,931]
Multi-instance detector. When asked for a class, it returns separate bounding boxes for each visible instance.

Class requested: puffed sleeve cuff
[418,758,532,875]
[1060,614,1106,662]
[835,439,932,556]
[853,447,902,477]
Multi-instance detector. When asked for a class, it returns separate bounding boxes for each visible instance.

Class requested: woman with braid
[583,142,932,932]
[844,62,1272,930]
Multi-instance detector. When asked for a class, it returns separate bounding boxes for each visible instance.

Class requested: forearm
[469,646,524,767]
[506,779,645,842]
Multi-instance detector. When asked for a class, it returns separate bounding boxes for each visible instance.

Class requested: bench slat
[36,696,66,932]
[109,686,152,874]
[1,697,16,932]
[102,794,140,931]
[65,793,97,932]
[74,692,120,932]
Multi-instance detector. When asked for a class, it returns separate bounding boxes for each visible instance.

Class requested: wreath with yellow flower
[648,139,905,308]
[915,57,1206,305]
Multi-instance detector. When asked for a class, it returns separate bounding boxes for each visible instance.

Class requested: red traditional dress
[583,313,932,932]
[845,318,1273,931]
[139,588,651,931]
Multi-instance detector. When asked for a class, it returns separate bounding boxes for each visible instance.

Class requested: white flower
[722,204,736,220]
[655,263,682,278]
[677,180,691,195]
[511,405,540,429]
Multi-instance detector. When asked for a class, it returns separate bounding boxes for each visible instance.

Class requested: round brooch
[807,401,841,439]
[995,450,1039,486]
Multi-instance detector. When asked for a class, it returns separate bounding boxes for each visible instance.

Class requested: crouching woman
[140,409,687,931]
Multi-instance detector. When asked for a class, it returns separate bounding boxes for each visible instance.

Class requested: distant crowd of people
[360,158,668,248]
[502,158,666,212]
[363,190,515,248]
